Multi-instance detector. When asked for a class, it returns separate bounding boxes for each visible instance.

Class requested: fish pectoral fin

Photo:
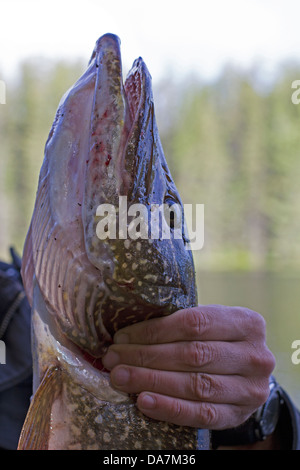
[18,366,62,450]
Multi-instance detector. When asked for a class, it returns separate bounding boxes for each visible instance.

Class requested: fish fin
[18,366,62,450]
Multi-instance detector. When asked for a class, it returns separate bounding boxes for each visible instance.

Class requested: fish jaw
[83,33,133,269]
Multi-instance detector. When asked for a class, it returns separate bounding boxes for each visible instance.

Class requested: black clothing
[0,248,32,449]
[276,387,300,450]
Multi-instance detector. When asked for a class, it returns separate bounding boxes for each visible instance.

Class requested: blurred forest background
[1,59,300,271]
[0,58,300,405]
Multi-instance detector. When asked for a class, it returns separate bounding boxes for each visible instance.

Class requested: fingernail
[113,367,130,386]
[102,350,120,370]
[139,394,156,409]
[114,333,129,344]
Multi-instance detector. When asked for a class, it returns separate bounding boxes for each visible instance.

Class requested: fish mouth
[83,33,153,269]
[85,33,148,201]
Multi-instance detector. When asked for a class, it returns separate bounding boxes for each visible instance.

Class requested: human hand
[102,305,276,430]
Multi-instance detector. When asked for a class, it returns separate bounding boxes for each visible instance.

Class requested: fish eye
[164,199,182,231]
[169,209,175,229]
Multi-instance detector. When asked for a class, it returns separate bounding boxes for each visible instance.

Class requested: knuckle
[247,344,276,375]
[251,313,267,338]
[182,308,211,339]
[228,406,252,430]
[147,369,160,390]
[136,348,146,367]
[142,322,159,345]
[244,377,271,408]
[136,347,151,368]
[264,349,276,374]
[186,341,215,368]
[242,308,267,340]
[231,306,264,340]
[195,403,218,428]
[253,378,271,406]
[169,399,185,421]
[246,347,261,369]
[189,373,215,400]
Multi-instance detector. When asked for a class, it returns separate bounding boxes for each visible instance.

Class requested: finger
[103,340,268,375]
[109,365,269,407]
[136,392,253,430]
[113,305,266,345]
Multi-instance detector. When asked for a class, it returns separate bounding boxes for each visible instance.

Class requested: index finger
[114,305,265,345]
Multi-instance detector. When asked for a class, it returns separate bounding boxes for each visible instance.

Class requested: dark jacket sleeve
[278,387,300,450]
[0,249,33,449]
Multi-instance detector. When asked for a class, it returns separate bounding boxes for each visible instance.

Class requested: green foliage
[1,60,300,271]
[159,65,300,272]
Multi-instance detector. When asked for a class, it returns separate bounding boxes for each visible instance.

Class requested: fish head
[22,34,197,360]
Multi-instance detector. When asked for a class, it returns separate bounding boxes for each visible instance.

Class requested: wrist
[211,376,283,449]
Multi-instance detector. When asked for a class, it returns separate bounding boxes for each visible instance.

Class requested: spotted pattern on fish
[60,378,199,450]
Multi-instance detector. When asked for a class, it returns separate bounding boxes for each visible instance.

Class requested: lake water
[196,270,300,408]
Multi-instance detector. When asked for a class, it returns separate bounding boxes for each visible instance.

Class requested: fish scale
[18,33,208,450]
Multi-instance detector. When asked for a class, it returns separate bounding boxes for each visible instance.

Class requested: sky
[1,0,300,85]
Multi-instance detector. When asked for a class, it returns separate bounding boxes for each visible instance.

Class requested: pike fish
[18,33,206,450]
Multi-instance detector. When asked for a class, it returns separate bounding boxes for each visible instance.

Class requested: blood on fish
[81,349,109,372]
[105,154,112,166]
